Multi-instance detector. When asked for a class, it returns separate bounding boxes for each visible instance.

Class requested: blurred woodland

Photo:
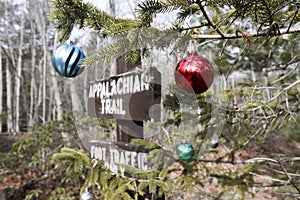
[0,0,299,199]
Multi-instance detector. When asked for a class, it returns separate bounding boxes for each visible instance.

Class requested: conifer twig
[195,0,225,38]
[195,157,300,165]
[192,27,300,40]
[278,159,300,194]
[249,172,289,183]
[286,8,300,33]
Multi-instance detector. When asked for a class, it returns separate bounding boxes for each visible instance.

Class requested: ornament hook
[187,39,195,53]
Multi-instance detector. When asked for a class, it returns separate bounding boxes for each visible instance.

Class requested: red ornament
[233,103,238,110]
[175,52,214,94]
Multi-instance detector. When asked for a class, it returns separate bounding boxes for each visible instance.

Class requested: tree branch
[286,7,300,33]
[267,79,300,103]
[278,159,300,194]
[195,0,225,38]
[192,27,300,40]
[180,23,209,31]
[249,172,289,183]
[195,157,300,165]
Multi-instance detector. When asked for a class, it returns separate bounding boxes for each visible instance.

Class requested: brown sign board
[88,67,161,121]
[90,141,150,173]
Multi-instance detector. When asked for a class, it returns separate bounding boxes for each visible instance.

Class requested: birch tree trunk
[109,0,117,76]
[37,58,43,123]
[14,12,24,132]
[51,32,63,121]
[70,80,83,112]
[47,79,54,121]
[6,58,13,132]
[29,0,64,122]
[4,1,14,133]
[83,65,89,112]
[51,68,63,121]
[29,0,47,123]
[108,0,118,142]
[109,0,116,20]
[29,12,38,126]
[42,27,47,124]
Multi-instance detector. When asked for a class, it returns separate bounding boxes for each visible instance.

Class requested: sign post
[87,55,161,170]
[87,55,162,199]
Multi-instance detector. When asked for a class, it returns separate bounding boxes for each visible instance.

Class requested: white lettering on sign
[91,145,148,173]
[88,73,150,99]
[88,72,151,116]
[100,98,126,115]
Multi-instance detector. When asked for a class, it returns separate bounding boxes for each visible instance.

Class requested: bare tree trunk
[47,80,54,121]
[70,80,83,112]
[108,0,118,141]
[109,0,116,16]
[52,73,63,121]
[29,0,64,123]
[37,59,43,123]
[126,0,136,18]
[14,12,24,132]
[51,32,63,121]
[109,0,117,76]
[29,14,38,126]
[0,47,2,133]
[4,1,14,133]
[83,65,88,112]
[6,58,13,132]
[42,35,47,123]
[29,0,47,124]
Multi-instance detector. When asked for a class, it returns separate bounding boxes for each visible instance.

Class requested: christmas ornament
[233,103,238,110]
[175,52,214,94]
[210,139,219,149]
[80,191,94,200]
[52,44,85,77]
[176,143,194,161]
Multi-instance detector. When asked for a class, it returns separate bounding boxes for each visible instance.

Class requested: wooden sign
[87,67,161,122]
[90,141,149,174]
[87,59,161,174]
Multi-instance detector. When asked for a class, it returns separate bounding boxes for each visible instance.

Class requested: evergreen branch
[278,159,300,194]
[48,0,140,42]
[176,3,200,22]
[286,7,300,33]
[264,79,300,105]
[179,23,209,31]
[51,147,91,168]
[137,2,177,26]
[192,27,300,40]
[136,0,192,26]
[195,0,225,37]
[261,0,275,25]
[82,28,178,67]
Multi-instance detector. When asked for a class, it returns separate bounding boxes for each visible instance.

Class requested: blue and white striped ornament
[52,44,85,77]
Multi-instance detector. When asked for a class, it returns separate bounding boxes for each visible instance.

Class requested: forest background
[0,0,299,199]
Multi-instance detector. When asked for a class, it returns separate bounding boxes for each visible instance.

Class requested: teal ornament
[176,143,194,161]
[52,44,85,77]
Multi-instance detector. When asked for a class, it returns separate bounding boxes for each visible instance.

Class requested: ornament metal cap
[80,191,94,200]
[187,39,196,53]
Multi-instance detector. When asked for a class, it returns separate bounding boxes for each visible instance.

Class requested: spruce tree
[49,0,300,199]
